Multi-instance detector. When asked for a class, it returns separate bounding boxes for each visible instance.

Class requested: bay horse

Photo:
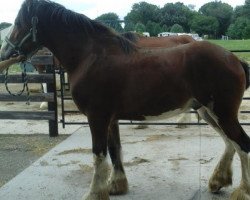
[1,1,250,200]
[122,32,196,128]
[121,31,195,48]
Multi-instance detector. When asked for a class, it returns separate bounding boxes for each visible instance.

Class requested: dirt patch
[145,134,170,142]
[124,157,150,167]
[0,134,69,187]
[57,148,92,156]
[79,164,93,173]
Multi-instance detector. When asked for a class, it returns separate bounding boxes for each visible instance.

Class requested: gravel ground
[0,83,82,188]
[0,134,69,187]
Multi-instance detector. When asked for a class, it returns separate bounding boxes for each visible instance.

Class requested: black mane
[121,32,140,43]
[19,0,136,54]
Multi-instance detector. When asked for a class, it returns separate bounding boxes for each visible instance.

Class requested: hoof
[209,178,232,193]
[108,176,128,195]
[230,184,250,200]
[209,169,232,193]
[83,190,110,200]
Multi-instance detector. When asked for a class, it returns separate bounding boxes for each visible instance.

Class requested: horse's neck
[42,32,92,72]
[42,33,123,72]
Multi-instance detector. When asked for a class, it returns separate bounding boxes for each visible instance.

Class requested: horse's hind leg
[218,119,250,200]
[83,114,110,200]
[107,120,128,195]
[197,107,235,192]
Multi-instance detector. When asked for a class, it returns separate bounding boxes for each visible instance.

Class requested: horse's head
[1,0,41,61]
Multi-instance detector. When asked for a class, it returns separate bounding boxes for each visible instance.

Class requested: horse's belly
[143,99,193,121]
[144,108,185,121]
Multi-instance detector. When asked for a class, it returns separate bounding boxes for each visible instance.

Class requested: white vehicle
[158,32,178,37]
[177,33,203,41]
[142,32,150,37]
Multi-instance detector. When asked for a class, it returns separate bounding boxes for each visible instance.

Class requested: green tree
[124,21,135,32]
[162,24,169,32]
[95,13,123,32]
[146,21,162,36]
[243,24,250,39]
[233,5,244,20]
[242,0,250,18]
[135,23,146,33]
[190,14,219,37]
[227,17,250,39]
[233,0,250,20]
[125,2,160,26]
[160,2,193,32]
[170,24,184,33]
[199,2,233,37]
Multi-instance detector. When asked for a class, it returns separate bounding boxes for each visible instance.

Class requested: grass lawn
[207,39,250,61]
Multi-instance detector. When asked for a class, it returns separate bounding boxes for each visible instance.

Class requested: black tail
[240,60,250,89]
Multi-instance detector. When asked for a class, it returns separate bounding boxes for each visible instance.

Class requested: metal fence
[59,50,250,127]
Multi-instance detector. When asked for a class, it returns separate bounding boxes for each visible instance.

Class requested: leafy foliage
[134,23,146,33]
[124,2,160,25]
[94,0,250,39]
[170,24,184,33]
[227,17,250,39]
[95,13,123,32]
[160,2,193,32]
[199,2,233,37]
[190,14,219,36]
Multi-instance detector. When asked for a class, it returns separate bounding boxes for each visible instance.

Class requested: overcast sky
[0,0,246,23]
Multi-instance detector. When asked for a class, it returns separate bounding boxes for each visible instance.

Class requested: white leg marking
[83,154,110,200]
[91,154,109,192]
[197,107,235,192]
[209,140,235,192]
[230,143,250,200]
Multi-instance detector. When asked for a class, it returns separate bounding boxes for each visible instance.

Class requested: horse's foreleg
[197,107,235,192]
[83,115,110,200]
[107,120,128,195]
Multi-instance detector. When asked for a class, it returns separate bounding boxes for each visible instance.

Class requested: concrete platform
[0,125,243,200]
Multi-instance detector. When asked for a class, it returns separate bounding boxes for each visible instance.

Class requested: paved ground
[0,124,246,200]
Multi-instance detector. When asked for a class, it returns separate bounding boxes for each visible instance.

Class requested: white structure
[158,32,178,37]
[158,32,203,41]
[142,32,150,37]
[0,26,12,43]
